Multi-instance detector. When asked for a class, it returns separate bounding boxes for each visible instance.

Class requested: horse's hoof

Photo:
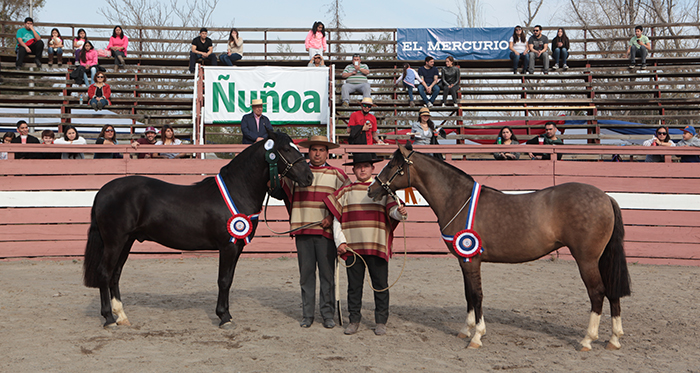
[117,319,131,326]
[103,322,117,330]
[580,346,592,352]
[605,342,621,350]
[457,332,469,339]
[467,341,481,349]
[219,321,234,330]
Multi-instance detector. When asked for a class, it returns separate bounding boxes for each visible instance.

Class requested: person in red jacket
[88,72,111,111]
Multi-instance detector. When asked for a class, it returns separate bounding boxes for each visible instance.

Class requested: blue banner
[397,28,513,61]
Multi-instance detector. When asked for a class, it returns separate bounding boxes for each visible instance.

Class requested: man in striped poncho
[274,136,350,329]
[323,153,408,336]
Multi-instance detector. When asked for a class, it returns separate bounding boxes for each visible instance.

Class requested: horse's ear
[398,142,412,158]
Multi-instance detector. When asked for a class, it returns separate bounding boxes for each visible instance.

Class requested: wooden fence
[1,144,698,266]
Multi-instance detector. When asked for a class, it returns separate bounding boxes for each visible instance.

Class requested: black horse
[83,130,313,329]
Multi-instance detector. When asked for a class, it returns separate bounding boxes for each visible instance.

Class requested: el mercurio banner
[397,28,513,61]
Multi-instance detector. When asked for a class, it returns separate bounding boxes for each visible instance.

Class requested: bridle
[276,149,305,178]
[375,150,414,206]
[267,146,306,192]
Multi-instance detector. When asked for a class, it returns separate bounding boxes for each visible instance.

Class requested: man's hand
[320,215,333,228]
[426,86,432,94]
[130,142,139,150]
[337,243,348,256]
[362,123,371,131]
[25,46,31,53]
[397,205,407,217]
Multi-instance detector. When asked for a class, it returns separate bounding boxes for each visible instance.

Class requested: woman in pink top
[304,21,327,59]
[79,41,99,85]
[107,25,128,71]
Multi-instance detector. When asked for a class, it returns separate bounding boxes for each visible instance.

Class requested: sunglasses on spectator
[362,104,372,108]
[314,57,321,59]
[105,129,114,132]
[96,76,105,79]
[656,131,667,135]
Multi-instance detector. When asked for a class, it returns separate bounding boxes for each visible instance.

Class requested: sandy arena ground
[1,256,699,372]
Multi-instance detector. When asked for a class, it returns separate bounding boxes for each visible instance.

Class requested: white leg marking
[111,298,131,326]
[458,310,475,338]
[468,316,486,349]
[580,312,601,351]
[607,316,623,350]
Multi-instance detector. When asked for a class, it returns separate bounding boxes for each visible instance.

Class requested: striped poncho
[324,181,400,262]
[282,164,350,239]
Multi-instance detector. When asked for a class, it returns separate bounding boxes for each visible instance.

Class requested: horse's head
[267,130,313,187]
[368,144,414,201]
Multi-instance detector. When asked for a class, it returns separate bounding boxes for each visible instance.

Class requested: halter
[265,140,305,192]
[375,150,414,206]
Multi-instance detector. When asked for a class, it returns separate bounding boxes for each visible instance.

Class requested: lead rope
[262,193,323,234]
[340,208,409,293]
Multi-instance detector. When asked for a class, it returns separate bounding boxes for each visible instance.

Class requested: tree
[325,0,348,55]
[450,0,483,28]
[517,0,545,27]
[99,0,224,56]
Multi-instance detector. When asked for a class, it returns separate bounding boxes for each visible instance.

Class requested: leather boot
[48,54,54,66]
[57,54,63,67]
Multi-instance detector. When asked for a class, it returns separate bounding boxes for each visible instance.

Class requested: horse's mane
[194,131,293,187]
[390,148,475,183]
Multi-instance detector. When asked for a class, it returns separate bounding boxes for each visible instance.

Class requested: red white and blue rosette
[216,173,259,245]
[453,229,482,258]
[441,182,484,262]
[227,214,253,240]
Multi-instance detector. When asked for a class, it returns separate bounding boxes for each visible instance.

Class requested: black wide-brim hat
[342,152,382,166]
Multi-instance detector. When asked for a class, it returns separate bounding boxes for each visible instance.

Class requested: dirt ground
[1,256,698,372]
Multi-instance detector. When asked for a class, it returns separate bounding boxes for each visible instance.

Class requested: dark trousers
[189,51,217,73]
[112,50,126,67]
[630,45,648,65]
[345,254,389,324]
[296,235,336,321]
[442,85,459,104]
[16,40,44,68]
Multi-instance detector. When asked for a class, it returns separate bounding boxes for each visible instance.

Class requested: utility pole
[29,0,35,125]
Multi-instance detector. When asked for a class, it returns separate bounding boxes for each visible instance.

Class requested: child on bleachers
[54,125,87,159]
[39,130,61,159]
[0,132,16,160]
[73,28,87,63]
[47,28,64,67]
[78,41,99,85]
[107,25,128,71]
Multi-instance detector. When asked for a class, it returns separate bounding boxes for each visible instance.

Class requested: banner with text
[204,66,329,124]
[397,28,512,60]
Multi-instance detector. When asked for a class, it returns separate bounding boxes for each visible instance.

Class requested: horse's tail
[83,208,106,288]
[598,197,631,300]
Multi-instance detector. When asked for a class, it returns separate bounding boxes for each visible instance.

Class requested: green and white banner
[203,66,329,125]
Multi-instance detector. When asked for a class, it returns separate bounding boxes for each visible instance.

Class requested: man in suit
[241,98,273,144]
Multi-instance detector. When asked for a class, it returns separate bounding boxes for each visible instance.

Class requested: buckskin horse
[368,145,631,351]
[83,130,313,329]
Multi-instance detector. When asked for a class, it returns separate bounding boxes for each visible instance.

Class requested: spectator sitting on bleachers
[73,29,87,64]
[409,107,437,146]
[627,25,651,70]
[53,125,86,159]
[526,121,563,160]
[676,125,700,163]
[509,25,529,74]
[219,28,243,66]
[47,28,64,68]
[394,63,422,107]
[308,53,325,67]
[88,72,111,111]
[107,25,128,71]
[551,28,569,71]
[441,56,460,107]
[94,125,121,159]
[38,130,61,159]
[189,28,217,73]
[10,120,40,159]
[528,25,549,74]
[155,124,185,159]
[493,126,520,160]
[130,126,160,158]
[78,41,100,85]
[305,21,327,59]
[1,132,16,160]
[15,17,43,70]
[340,54,370,107]
[417,56,440,107]
[348,98,383,145]
[642,125,675,162]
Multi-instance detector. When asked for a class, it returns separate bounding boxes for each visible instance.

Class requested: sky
[35,0,560,30]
